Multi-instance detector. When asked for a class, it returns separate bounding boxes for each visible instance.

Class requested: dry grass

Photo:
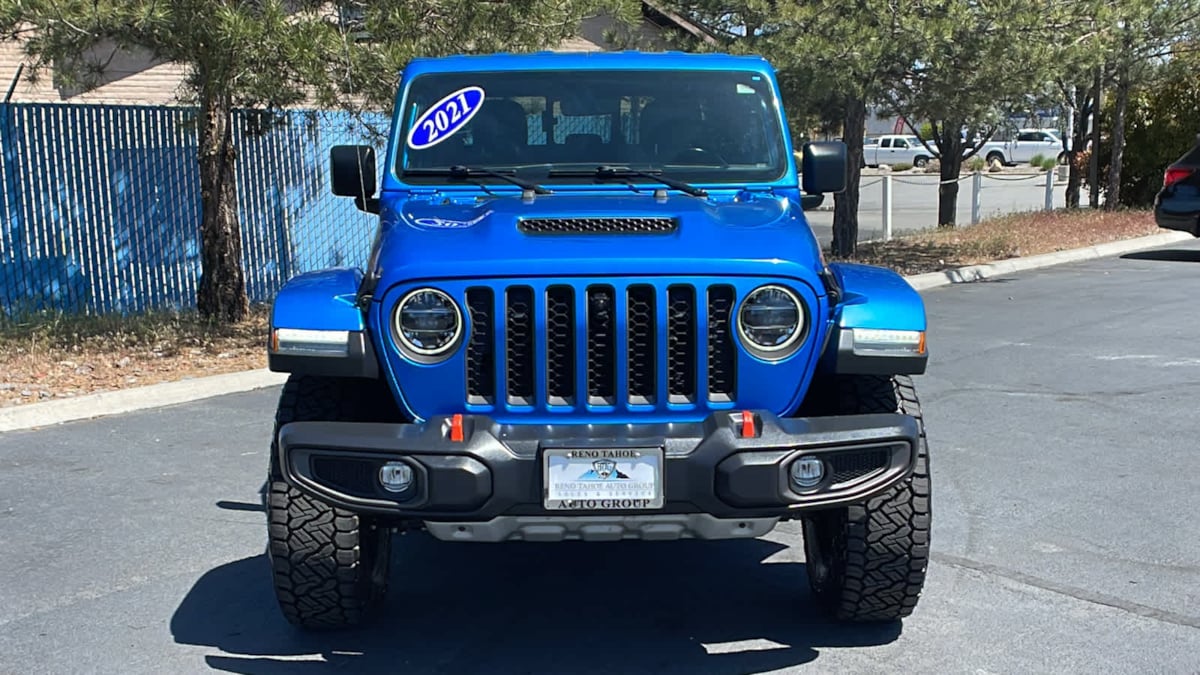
[0,306,269,407]
[843,208,1160,276]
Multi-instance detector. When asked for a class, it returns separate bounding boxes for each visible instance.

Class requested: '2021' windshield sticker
[407,86,486,150]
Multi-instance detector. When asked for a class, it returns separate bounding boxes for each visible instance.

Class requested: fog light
[379,462,414,493]
[790,456,825,489]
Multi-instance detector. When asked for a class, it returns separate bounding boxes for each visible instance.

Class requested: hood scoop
[517,217,679,235]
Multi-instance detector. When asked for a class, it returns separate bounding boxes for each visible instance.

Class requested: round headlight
[394,288,462,359]
[737,285,805,357]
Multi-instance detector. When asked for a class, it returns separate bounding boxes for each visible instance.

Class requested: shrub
[891,162,913,172]
[1039,156,1059,171]
[1029,153,1047,167]
[966,156,986,172]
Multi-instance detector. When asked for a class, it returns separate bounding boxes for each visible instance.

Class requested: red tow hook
[739,410,759,438]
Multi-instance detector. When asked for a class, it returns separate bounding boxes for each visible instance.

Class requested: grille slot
[465,288,495,404]
[519,217,678,235]
[626,285,656,405]
[505,287,535,405]
[707,285,737,401]
[828,449,891,485]
[545,286,575,405]
[473,281,745,410]
[586,286,616,404]
[667,285,696,402]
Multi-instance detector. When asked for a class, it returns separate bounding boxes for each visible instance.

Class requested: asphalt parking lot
[2,241,1199,674]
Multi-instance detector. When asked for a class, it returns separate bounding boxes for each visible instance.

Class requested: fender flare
[820,263,928,375]
[268,268,378,378]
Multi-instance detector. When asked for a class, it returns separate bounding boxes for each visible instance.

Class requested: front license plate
[543,448,664,510]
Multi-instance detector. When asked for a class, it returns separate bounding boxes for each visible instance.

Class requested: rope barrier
[979,172,1050,182]
[889,175,972,186]
[860,178,884,189]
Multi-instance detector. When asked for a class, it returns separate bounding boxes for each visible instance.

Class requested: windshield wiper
[403,165,552,195]
[548,166,707,197]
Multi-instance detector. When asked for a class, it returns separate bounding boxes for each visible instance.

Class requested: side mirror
[330,145,379,213]
[801,141,848,195]
[800,194,825,211]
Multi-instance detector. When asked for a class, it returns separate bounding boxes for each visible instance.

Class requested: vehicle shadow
[171,533,902,674]
[1121,248,1200,263]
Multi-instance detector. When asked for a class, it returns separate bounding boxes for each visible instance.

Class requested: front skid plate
[423,514,780,542]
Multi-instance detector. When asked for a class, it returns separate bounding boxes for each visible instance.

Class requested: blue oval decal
[407,86,486,150]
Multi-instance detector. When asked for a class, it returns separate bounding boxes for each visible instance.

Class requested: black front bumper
[277,411,920,521]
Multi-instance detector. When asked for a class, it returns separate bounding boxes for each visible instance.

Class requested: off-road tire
[267,375,396,630]
[800,375,931,622]
[913,156,929,168]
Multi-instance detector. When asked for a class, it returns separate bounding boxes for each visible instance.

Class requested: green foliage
[967,156,986,172]
[891,162,913,172]
[0,0,637,113]
[1106,43,1200,206]
[1030,153,1048,167]
[1039,156,1060,171]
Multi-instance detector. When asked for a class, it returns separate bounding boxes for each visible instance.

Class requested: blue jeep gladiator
[266,51,931,629]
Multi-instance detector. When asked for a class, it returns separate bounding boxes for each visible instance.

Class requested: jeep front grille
[464,282,738,409]
[518,217,678,235]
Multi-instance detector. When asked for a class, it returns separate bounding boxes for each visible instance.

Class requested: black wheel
[267,375,398,630]
[913,156,929,168]
[799,375,931,622]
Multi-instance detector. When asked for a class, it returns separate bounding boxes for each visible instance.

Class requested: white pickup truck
[978,129,1068,167]
[862,134,936,168]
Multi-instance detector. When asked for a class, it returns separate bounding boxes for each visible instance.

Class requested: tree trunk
[937,120,964,227]
[196,90,249,323]
[831,96,866,257]
[1065,86,1089,209]
[1088,67,1103,209]
[1104,65,1129,211]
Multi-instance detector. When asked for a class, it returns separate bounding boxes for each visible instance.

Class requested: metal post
[1044,169,1054,211]
[971,171,982,225]
[882,174,893,241]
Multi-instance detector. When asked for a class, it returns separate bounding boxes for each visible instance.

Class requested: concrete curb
[1,229,1191,432]
[904,231,1193,291]
[0,369,288,433]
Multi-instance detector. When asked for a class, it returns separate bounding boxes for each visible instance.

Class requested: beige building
[1,2,711,106]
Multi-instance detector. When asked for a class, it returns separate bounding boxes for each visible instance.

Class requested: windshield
[397,69,789,186]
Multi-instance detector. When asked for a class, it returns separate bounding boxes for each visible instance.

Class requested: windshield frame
[387,68,793,191]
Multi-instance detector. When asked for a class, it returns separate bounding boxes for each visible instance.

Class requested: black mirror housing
[330,145,378,212]
[800,194,825,211]
[801,141,848,195]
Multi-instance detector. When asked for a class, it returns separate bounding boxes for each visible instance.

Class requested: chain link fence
[0,102,388,317]
[0,102,670,318]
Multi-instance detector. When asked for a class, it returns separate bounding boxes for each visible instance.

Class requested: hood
[372,190,825,290]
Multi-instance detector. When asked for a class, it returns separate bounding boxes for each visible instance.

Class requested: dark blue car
[264,52,932,629]
[1155,134,1200,236]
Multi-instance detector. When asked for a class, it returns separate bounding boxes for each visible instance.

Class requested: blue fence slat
[0,102,387,317]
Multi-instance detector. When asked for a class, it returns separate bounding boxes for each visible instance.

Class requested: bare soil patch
[1,306,268,408]
[841,209,1159,276]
